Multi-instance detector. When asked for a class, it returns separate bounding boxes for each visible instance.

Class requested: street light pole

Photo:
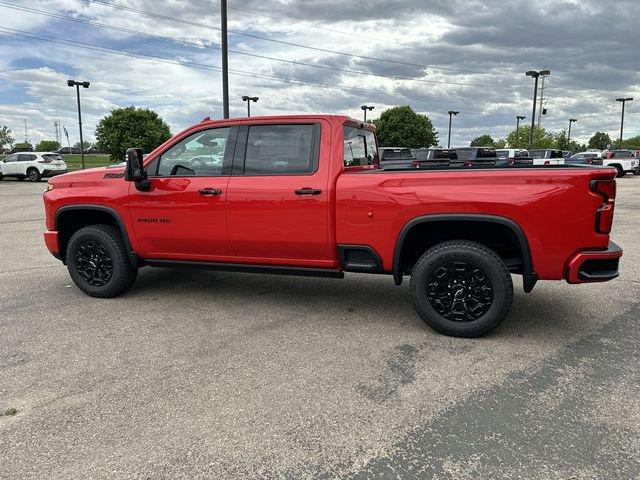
[361,105,374,122]
[616,97,633,149]
[516,115,525,148]
[447,110,459,148]
[67,79,90,170]
[221,0,229,119]
[567,118,577,146]
[526,69,550,149]
[242,96,259,117]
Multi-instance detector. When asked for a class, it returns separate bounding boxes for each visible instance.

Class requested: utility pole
[242,96,259,117]
[67,79,90,169]
[361,105,374,122]
[24,119,29,145]
[447,110,459,148]
[526,69,550,149]
[221,0,229,119]
[537,67,549,127]
[567,118,577,146]
[616,97,633,150]
[516,115,525,148]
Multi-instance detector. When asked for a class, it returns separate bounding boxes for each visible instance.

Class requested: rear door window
[243,124,318,175]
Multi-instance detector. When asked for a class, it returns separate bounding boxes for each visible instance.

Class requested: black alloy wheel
[426,261,494,322]
[75,240,113,287]
[410,240,513,337]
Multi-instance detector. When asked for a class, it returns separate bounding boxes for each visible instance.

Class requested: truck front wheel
[410,240,513,337]
[66,225,137,298]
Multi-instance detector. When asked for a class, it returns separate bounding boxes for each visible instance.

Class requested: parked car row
[379,145,640,177]
[2,146,103,155]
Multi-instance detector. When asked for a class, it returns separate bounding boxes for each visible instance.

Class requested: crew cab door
[127,126,235,259]
[225,122,332,265]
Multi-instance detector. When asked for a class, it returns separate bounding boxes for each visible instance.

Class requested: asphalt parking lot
[1,176,638,479]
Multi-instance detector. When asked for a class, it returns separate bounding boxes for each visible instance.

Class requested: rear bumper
[42,169,68,177]
[44,230,61,260]
[566,241,622,284]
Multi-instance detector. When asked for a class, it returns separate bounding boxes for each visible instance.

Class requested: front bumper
[42,169,68,177]
[566,241,622,283]
[44,230,61,259]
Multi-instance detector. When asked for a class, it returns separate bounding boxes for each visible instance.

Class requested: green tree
[74,140,92,150]
[506,125,556,149]
[0,125,13,149]
[95,106,171,161]
[588,132,612,150]
[372,106,438,148]
[36,140,61,151]
[494,138,507,149]
[470,134,495,147]
[554,131,582,152]
[622,135,640,150]
[12,141,33,150]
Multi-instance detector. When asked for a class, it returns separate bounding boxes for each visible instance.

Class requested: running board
[144,259,345,279]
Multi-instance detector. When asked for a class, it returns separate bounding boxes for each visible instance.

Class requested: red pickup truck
[43,115,622,337]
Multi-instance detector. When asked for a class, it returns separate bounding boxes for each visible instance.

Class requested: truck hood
[48,163,126,187]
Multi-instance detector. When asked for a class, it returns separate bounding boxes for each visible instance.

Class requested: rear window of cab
[343,126,378,167]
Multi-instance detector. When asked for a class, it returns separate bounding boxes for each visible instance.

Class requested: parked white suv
[0,152,68,182]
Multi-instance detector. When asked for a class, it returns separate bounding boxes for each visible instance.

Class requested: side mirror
[124,147,150,191]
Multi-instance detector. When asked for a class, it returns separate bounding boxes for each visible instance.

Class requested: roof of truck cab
[198,114,363,126]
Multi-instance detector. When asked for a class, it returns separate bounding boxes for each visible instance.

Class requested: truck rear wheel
[410,240,513,337]
[66,225,137,298]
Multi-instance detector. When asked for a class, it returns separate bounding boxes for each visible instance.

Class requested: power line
[86,0,485,75]
[0,2,512,90]
[191,0,374,41]
[0,27,512,109]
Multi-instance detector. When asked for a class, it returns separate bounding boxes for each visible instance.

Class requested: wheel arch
[392,214,537,292]
[54,205,140,267]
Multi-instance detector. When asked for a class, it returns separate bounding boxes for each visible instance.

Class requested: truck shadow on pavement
[123,266,612,341]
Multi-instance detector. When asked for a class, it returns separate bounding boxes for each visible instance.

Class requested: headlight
[45,183,54,192]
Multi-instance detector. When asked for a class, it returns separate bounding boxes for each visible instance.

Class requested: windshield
[529,149,546,158]
[380,148,412,161]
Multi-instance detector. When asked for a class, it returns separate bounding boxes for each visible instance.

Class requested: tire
[613,165,625,178]
[410,240,514,338]
[26,168,41,182]
[66,225,137,298]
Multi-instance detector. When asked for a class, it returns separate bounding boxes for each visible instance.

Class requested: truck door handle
[294,188,322,195]
[198,188,222,196]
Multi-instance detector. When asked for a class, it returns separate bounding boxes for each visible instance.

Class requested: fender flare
[54,204,140,267]
[392,214,537,292]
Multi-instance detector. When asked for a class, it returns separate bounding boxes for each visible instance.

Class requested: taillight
[508,158,515,165]
[590,179,616,234]
[544,160,550,165]
[411,160,419,168]
[587,158,593,165]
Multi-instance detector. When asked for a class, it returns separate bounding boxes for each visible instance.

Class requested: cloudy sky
[0,0,639,147]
